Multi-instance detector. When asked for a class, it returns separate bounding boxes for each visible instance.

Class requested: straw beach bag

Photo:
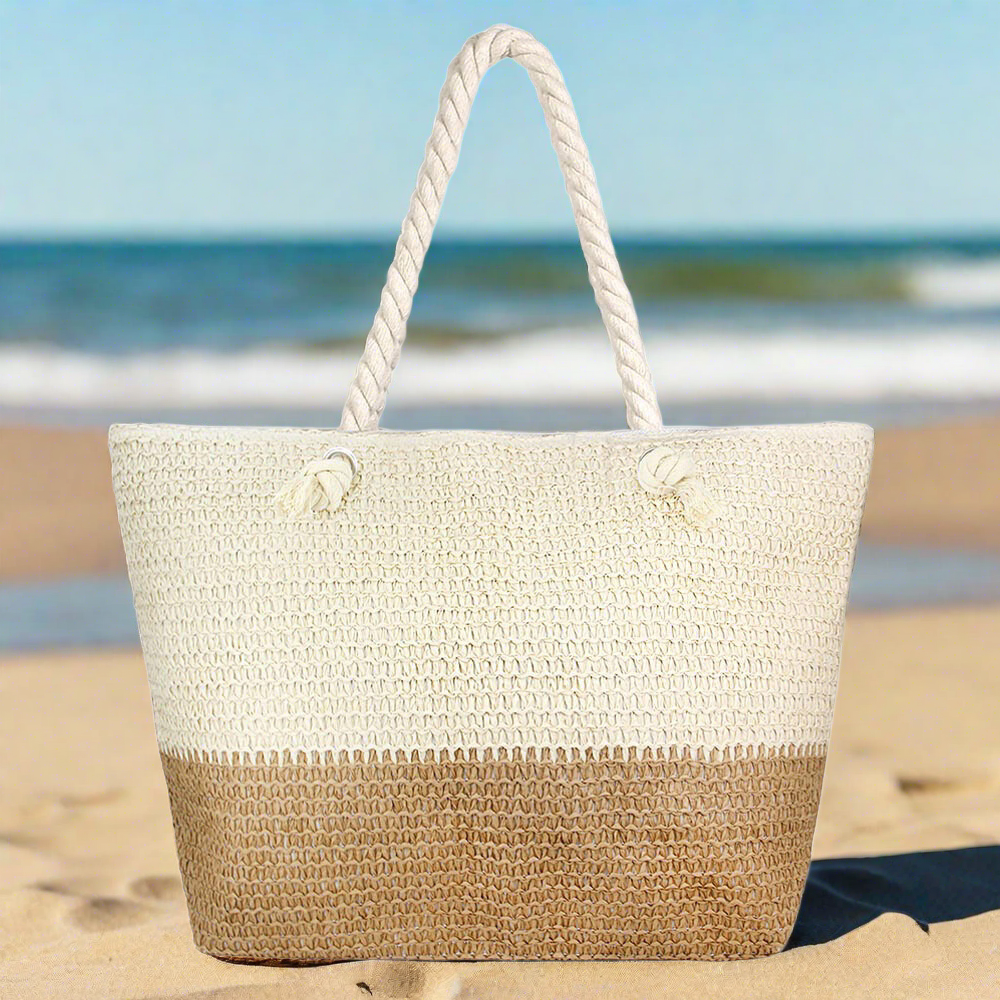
[110,25,873,962]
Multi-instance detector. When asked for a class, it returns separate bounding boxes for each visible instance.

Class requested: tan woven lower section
[162,746,826,962]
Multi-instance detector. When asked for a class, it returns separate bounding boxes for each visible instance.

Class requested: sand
[3,415,1000,582]
[2,608,999,996]
[2,416,999,995]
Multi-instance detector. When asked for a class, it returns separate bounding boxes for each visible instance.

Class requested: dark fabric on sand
[789,845,1000,947]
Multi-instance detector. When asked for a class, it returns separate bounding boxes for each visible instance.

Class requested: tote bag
[110,24,873,962]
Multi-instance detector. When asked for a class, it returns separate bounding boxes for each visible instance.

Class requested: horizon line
[5,227,1000,246]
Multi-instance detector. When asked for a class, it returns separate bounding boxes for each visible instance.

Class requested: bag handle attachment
[276,439,717,523]
[340,23,663,432]
[276,25,718,525]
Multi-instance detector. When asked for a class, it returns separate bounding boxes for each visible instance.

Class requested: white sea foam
[2,327,1000,409]
[906,257,1000,308]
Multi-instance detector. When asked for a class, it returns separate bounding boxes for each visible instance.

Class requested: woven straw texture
[162,747,826,962]
[109,23,874,962]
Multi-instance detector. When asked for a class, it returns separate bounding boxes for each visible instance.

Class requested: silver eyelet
[323,446,359,478]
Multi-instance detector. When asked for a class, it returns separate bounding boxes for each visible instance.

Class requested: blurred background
[4,1,1000,643]
[3,4,1000,993]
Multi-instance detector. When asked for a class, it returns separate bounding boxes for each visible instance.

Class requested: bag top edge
[109,421,874,444]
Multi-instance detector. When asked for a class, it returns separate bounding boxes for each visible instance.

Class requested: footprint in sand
[35,876,109,897]
[352,962,427,998]
[129,874,184,903]
[172,989,302,1000]
[56,788,126,809]
[896,774,992,796]
[66,896,153,932]
[172,988,401,1000]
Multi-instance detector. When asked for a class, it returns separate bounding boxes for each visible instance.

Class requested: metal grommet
[323,446,359,479]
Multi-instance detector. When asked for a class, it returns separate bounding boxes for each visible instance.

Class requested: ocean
[3,236,1000,416]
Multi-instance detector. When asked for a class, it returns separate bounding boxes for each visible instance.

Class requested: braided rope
[339,24,663,431]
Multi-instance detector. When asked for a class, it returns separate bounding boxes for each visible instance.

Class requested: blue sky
[3,1,1000,236]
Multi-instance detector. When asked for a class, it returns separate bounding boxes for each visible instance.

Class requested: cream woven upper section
[110,423,872,757]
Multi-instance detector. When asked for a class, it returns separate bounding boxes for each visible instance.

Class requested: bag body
[110,25,873,962]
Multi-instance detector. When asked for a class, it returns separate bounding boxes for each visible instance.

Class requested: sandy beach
[2,415,999,997]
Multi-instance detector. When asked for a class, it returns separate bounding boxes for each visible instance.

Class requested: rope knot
[637,447,719,526]
[275,449,358,516]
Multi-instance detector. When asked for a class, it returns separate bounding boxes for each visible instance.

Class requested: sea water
[3,236,1000,411]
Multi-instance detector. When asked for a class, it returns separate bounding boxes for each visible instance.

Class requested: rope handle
[339,24,663,432]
